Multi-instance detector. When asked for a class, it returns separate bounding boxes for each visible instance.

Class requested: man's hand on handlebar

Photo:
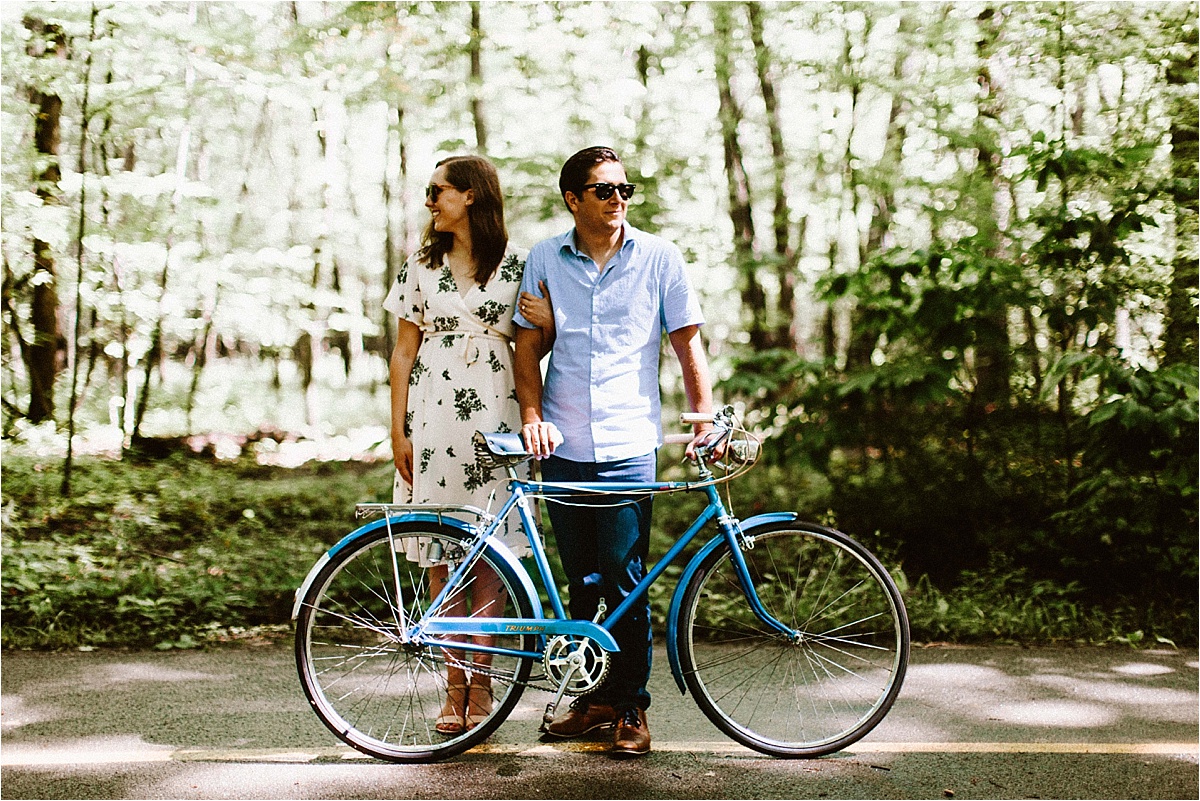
[687,426,729,463]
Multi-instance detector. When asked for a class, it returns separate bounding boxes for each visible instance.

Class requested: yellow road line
[1,750,176,766]
[2,742,1196,766]
[845,742,1200,755]
[486,741,1200,756]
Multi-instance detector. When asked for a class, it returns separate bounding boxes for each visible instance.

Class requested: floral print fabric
[382,248,532,558]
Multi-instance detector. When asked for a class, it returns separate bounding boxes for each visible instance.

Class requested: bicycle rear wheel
[676,521,909,757]
[295,522,537,762]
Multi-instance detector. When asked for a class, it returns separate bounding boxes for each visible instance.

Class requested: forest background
[2,0,1197,651]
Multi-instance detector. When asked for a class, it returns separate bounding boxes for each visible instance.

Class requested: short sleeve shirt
[513,223,704,462]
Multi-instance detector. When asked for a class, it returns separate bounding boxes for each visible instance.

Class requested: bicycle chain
[435,648,604,695]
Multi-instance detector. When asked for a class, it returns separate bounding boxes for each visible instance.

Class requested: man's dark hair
[559,146,621,210]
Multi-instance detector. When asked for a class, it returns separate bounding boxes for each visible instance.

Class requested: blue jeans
[542,452,656,713]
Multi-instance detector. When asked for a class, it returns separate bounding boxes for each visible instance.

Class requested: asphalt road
[1,642,1196,799]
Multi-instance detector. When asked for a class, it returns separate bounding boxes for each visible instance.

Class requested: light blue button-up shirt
[513,223,705,462]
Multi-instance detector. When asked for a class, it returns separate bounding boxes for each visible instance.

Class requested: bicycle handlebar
[664,405,759,467]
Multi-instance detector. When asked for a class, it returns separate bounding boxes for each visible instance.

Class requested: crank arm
[540,663,581,731]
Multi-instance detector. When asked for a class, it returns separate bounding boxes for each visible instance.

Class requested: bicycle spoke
[296,525,536,762]
[678,524,908,756]
[297,411,909,765]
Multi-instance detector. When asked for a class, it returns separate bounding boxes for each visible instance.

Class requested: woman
[384,155,552,736]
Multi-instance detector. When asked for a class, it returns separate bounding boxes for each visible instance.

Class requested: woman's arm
[519,280,555,355]
[389,319,423,484]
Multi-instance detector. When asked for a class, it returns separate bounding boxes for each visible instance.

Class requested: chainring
[542,635,610,696]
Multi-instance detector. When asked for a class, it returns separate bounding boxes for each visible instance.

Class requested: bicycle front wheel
[295,522,537,763]
[676,521,909,757]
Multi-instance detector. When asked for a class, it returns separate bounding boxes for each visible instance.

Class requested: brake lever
[695,428,732,462]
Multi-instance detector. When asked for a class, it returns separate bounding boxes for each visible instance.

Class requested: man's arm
[668,324,718,460]
[514,325,559,457]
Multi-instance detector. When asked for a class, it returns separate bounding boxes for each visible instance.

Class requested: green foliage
[1,451,392,649]
[716,56,1197,640]
[742,354,1186,624]
[721,274,1197,641]
[4,443,1193,649]
[1048,357,1199,597]
[2,2,1196,651]
[905,559,1191,646]
[2,531,243,649]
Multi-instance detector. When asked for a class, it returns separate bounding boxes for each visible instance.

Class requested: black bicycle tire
[675,520,909,758]
[295,521,537,763]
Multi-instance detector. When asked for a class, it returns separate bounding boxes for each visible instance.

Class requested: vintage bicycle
[293,406,909,763]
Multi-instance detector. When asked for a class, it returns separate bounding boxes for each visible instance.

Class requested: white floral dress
[383,247,531,559]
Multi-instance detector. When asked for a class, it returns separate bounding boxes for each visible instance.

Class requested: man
[512,146,716,757]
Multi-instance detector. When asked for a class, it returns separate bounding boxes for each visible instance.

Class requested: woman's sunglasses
[425,184,456,202]
[582,182,637,201]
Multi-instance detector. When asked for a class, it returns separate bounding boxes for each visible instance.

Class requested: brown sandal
[465,679,493,731]
[435,684,468,735]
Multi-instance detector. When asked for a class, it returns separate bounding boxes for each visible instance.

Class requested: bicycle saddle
[473,431,530,467]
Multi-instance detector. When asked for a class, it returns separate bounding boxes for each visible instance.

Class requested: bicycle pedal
[541,702,558,729]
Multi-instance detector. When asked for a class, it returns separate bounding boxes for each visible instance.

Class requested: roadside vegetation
[2,2,1195,653]
[2,443,1190,651]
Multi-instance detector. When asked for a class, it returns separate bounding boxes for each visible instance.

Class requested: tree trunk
[746,2,796,350]
[469,2,488,153]
[1164,13,1199,366]
[712,4,769,351]
[823,240,840,366]
[62,4,100,496]
[184,286,219,432]
[382,104,401,359]
[131,259,169,439]
[970,5,1012,407]
[841,24,873,373]
[2,262,35,401]
[133,3,197,439]
[24,16,67,424]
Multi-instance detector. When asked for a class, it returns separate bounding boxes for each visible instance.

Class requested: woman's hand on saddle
[518,281,554,330]
[521,420,563,459]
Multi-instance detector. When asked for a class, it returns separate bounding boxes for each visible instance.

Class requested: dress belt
[424,330,509,366]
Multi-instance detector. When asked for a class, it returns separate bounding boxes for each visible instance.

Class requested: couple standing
[384,146,716,757]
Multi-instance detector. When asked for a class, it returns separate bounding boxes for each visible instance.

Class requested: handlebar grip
[662,433,696,445]
[680,413,714,424]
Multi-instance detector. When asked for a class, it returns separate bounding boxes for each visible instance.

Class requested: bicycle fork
[694,479,798,643]
[664,509,806,694]
[716,513,799,643]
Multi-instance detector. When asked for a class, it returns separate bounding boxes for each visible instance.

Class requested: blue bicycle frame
[381,472,800,681]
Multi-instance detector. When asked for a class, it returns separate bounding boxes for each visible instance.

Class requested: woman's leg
[431,564,468,734]
[465,562,505,728]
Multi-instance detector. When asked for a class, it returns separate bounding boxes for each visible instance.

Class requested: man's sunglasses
[581,182,637,201]
[425,184,456,202]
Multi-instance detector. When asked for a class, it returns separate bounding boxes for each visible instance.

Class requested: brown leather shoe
[611,708,650,757]
[545,699,617,739]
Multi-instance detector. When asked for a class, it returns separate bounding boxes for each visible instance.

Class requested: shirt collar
[559,221,641,258]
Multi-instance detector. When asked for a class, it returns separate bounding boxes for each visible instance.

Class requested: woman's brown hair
[417,155,508,285]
